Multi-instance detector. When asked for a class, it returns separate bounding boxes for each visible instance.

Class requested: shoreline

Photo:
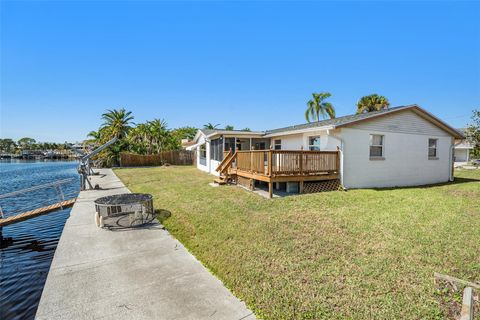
[36,168,254,320]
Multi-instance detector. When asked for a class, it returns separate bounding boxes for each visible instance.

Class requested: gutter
[449,142,454,182]
[263,125,336,138]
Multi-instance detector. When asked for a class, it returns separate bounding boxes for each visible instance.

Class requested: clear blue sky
[1,1,479,142]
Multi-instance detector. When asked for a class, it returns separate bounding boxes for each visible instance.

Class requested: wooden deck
[216,149,340,197]
[0,198,76,227]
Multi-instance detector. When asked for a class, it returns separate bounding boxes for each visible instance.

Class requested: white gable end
[346,110,451,137]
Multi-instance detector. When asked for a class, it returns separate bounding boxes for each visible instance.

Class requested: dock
[35,169,254,320]
[0,199,76,227]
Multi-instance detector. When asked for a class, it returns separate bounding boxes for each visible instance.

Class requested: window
[199,144,206,158]
[224,137,235,153]
[308,136,321,151]
[199,144,207,165]
[369,134,384,158]
[210,137,223,161]
[274,139,282,150]
[428,138,438,159]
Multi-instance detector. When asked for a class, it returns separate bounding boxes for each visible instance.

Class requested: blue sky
[1,1,479,142]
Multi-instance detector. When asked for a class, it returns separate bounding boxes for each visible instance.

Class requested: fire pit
[94,193,155,229]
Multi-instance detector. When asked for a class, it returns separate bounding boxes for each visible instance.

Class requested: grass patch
[115,166,480,319]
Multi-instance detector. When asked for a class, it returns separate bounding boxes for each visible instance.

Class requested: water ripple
[0,160,79,320]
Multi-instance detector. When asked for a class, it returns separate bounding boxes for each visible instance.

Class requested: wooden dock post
[460,287,474,320]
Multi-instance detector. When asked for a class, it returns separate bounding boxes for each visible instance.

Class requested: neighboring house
[454,129,474,163]
[181,138,196,150]
[188,105,463,197]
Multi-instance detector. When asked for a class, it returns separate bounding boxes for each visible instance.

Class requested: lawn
[115,166,480,319]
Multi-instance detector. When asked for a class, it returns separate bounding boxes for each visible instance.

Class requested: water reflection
[0,160,79,320]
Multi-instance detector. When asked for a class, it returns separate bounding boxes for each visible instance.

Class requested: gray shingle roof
[265,105,410,135]
[199,129,263,136]
[196,105,463,139]
[198,129,217,136]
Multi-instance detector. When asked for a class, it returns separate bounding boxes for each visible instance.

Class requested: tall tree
[225,125,234,131]
[356,94,390,114]
[17,137,36,150]
[466,109,480,158]
[147,119,170,153]
[172,126,198,141]
[101,108,134,139]
[203,123,220,130]
[0,138,17,153]
[305,92,335,122]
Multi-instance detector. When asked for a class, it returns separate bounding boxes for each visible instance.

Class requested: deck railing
[233,150,339,177]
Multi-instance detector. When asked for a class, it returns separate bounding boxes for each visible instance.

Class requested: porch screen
[224,137,235,153]
[210,137,224,161]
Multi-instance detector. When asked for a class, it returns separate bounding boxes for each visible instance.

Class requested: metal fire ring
[94,193,155,229]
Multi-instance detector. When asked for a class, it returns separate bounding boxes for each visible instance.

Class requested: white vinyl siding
[348,110,451,137]
[341,127,452,188]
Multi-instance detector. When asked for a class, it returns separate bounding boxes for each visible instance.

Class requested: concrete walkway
[36,169,255,320]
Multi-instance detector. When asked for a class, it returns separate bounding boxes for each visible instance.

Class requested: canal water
[0,160,79,320]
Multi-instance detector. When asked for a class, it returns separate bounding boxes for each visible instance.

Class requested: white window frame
[199,144,207,159]
[308,136,321,151]
[274,139,282,150]
[369,134,385,159]
[428,138,438,159]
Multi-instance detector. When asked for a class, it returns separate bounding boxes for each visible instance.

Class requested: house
[180,138,196,150]
[188,105,464,197]
[454,129,474,163]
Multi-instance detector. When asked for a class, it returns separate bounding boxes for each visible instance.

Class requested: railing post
[299,146,303,175]
[250,150,254,172]
[268,150,273,177]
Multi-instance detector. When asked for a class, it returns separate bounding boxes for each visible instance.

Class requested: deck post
[268,182,273,198]
[336,147,341,174]
[299,180,304,194]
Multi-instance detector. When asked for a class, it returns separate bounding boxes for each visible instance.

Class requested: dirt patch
[444,189,479,198]
[435,279,479,319]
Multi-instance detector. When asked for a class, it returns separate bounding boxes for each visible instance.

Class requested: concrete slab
[36,169,254,320]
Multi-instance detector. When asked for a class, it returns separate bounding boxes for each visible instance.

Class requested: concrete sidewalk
[36,169,255,320]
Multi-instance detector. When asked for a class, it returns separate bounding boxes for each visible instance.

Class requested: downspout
[328,132,345,190]
[205,138,211,174]
[449,141,454,182]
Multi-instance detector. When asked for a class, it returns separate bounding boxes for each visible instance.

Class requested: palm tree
[305,92,335,122]
[127,123,149,154]
[101,108,134,139]
[147,119,169,153]
[225,125,234,131]
[203,123,220,130]
[356,94,390,114]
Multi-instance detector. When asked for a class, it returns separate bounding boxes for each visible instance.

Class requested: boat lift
[78,137,118,191]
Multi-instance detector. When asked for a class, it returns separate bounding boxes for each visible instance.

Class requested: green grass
[115,166,480,319]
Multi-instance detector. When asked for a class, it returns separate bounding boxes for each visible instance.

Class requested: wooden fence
[120,151,195,167]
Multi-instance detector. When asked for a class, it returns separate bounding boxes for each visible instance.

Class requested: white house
[454,129,474,163]
[188,105,464,195]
